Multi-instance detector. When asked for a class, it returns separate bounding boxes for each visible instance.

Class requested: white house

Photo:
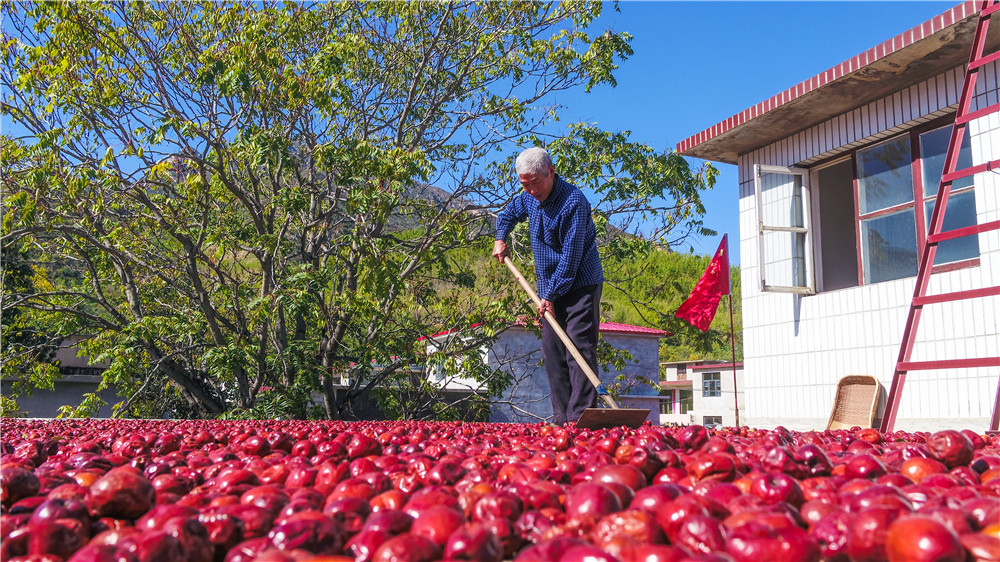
[659,360,745,428]
[677,2,999,432]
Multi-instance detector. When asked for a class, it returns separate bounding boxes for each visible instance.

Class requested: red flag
[675,235,730,331]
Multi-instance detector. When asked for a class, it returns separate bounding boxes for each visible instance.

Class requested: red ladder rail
[880,0,1000,433]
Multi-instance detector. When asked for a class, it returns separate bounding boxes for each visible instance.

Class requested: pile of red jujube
[1,419,998,562]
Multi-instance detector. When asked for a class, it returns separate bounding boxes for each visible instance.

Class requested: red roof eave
[676,1,985,163]
[692,362,744,371]
[423,320,669,341]
[660,380,693,388]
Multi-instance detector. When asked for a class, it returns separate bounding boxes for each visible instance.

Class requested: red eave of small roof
[511,317,669,337]
[660,380,693,388]
[425,320,670,340]
[675,1,982,159]
[692,362,744,371]
[514,318,672,338]
[598,321,669,337]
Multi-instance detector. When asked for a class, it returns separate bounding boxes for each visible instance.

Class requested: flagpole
[728,293,740,427]
[674,233,737,426]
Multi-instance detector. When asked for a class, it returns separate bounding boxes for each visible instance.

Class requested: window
[754,165,814,294]
[660,396,672,415]
[660,389,693,414]
[659,390,674,414]
[702,372,721,397]
[678,390,693,414]
[857,135,919,284]
[703,416,723,428]
[811,120,978,291]
[918,126,979,265]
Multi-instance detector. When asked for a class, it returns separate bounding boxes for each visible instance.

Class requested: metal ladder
[879,0,1000,433]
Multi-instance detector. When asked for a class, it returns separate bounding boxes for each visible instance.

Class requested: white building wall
[690,367,745,428]
[737,61,1000,431]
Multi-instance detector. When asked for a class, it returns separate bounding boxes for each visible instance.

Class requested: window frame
[753,164,816,295]
[659,389,674,414]
[702,372,721,398]
[915,124,979,271]
[807,116,980,291]
[659,395,672,415]
[855,133,921,286]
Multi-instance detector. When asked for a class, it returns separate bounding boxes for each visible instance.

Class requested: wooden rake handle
[502,256,620,410]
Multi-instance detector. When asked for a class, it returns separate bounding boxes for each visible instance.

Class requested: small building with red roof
[426,320,668,425]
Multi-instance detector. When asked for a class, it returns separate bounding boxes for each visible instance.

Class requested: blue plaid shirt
[496,175,604,301]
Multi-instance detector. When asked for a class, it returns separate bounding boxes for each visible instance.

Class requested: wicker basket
[826,375,882,430]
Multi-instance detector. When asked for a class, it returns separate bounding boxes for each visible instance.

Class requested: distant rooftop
[692,362,744,371]
[513,318,669,337]
[597,321,669,337]
[427,320,670,339]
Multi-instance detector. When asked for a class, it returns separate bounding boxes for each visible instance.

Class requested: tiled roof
[660,380,693,388]
[513,317,668,337]
[598,321,669,337]
[692,362,744,371]
[424,319,670,340]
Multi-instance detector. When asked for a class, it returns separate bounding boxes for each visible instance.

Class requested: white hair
[515,147,553,175]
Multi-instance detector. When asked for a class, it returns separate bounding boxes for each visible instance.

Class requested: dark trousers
[542,283,602,424]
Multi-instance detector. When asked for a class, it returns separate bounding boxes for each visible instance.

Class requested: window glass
[861,208,918,284]
[660,390,673,414]
[702,372,721,397]
[755,166,813,293]
[703,416,722,428]
[925,191,980,264]
[760,230,808,288]
[920,125,974,196]
[858,135,913,214]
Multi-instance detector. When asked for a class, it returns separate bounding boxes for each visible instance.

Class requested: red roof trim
[691,362,744,371]
[597,321,669,337]
[660,380,693,388]
[676,1,979,155]
[424,320,668,340]
[511,318,667,337]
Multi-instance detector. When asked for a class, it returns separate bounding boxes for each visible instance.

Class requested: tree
[2,1,716,419]
[0,239,59,416]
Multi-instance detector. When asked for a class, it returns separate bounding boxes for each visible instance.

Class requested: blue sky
[553,1,959,264]
[4,2,960,266]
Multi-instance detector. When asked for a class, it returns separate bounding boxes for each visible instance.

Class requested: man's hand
[492,240,508,263]
[538,299,554,318]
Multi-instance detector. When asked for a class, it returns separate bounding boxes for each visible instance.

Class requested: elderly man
[493,147,604,425]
